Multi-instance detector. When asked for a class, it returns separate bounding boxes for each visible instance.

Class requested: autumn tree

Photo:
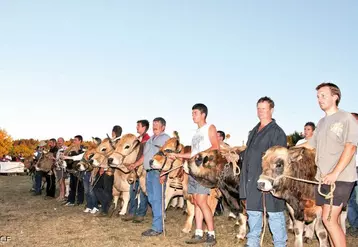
[287,131,303,147]
[0,128,13,157]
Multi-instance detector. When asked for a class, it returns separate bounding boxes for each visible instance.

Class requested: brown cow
[106,134,145,215]
[257,146,329,247]
[184,147,247,240]
[150,136,220,233]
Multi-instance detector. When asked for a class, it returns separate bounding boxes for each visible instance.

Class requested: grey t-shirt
[309,110,358,182]
[143,132,170,170]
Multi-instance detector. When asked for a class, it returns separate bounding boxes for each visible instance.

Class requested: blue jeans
[348,181,358,228]
[128,180,148,216]
[246,210,287,247]
[146,170,165,232]
[83,172,98,209]
[35,171,43,194]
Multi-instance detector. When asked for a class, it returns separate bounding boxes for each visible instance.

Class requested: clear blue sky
[1,1,357,145]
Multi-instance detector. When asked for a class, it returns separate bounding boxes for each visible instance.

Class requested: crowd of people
[28,82,358,247]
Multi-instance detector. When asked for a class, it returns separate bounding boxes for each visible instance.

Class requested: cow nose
[257,182,265,190]
[149,159,154,167]
[195,157,203,166]
[108,158,113,164]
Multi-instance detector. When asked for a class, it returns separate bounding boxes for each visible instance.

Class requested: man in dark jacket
[239,97,287,247]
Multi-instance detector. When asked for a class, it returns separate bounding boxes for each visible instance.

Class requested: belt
[146,169,158,172]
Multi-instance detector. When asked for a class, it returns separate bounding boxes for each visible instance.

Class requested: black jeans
[46,173,56,197]
[68,173,84,204]
[94,173,114,213]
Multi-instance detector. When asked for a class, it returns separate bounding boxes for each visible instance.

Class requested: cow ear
[92,137,101,146]
[173,131,180,140]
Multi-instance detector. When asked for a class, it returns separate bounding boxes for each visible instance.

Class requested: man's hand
[159,174,166,184]
[128,163,137,171]
[167,153,177,161]
[322,171,340,185]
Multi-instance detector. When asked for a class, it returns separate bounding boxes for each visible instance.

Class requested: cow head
[257,146,316,192]
[108,134,141,168]
[90,138,115,168]
[187,149,227,188]
[150,136,183,172]
[76,148,96,171]
[36,151,55,172]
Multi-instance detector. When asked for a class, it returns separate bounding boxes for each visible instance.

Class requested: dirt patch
[0,176,355,246]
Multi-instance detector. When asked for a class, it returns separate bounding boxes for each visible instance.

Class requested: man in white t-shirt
[295,122,315,146]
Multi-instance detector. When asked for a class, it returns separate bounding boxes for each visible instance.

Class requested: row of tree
[0,129,97,159]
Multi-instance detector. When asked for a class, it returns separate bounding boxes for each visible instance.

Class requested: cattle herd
[29,130,345,247]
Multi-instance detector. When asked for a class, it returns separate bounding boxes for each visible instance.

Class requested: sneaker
[90,207,99,214]
[132,216,144,223]
[204,234,216,247]
[121,214,134,222]
[141,229,162,237]
[83,208,92,213]
[64,202,75,206]
[185,234,206,244]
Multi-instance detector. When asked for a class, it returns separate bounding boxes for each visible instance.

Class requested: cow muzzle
[257,177,273,192]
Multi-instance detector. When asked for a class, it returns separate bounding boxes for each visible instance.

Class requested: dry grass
[0,175,355,247]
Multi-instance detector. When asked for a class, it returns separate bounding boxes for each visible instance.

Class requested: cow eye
[125,145,130,149]
[101,148,107,152]
[276,160,284,168]
[203,156,209,164]
[164,149,173,153]
[89,154,94,159]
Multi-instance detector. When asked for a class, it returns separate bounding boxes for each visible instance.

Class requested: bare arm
[323,143,357,185]
[133,155,144,168]
[208,124,219,150]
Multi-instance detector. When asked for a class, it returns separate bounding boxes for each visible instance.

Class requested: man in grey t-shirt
[301,82,358,247]
[127,117,170,237]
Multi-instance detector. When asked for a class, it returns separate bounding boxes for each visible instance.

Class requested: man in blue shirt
[128,117,170,236]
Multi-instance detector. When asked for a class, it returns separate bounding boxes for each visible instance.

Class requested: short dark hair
[137,120,150,132]
[351,112,358,120]
[112,125,122,138]
[257,96,275,109]
[304,122,316,131]
[192,103,208,119]
[153,117,166,126]
[217,131,225,140]
[74,135,83,142]
[49,138,57,143]
[316,82,341,106]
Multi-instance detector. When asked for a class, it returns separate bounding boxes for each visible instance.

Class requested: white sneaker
[90,207,99,214]
[83,208,92,213]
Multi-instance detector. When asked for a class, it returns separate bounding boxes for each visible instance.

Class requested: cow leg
[165,186,175,210]
[235,213,247,240]
[177,196,184,209]
[118,191,130,215]
[287,204,304,247]
[303,220,315,244]
[170,196,178,208]
[314,208,329,247]
[182,196,195,233]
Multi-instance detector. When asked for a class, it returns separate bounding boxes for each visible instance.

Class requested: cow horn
[173,131,180,140]
[106,134,116,150]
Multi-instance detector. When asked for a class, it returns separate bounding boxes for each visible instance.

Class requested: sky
[0,1,357,146]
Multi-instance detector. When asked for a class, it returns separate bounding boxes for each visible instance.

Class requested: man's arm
[208,124,219,150]
[323,143,357,185]
[128,155,144,171]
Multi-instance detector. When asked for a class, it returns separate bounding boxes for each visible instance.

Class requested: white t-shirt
[295,138,307,146]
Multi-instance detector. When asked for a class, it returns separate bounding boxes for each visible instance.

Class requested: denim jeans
[246,210,287,247]
[35,171,43,194]
[348,181,358,228]
[146,170,165,232]
[128,180,148,217]
[83,172,98,209]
